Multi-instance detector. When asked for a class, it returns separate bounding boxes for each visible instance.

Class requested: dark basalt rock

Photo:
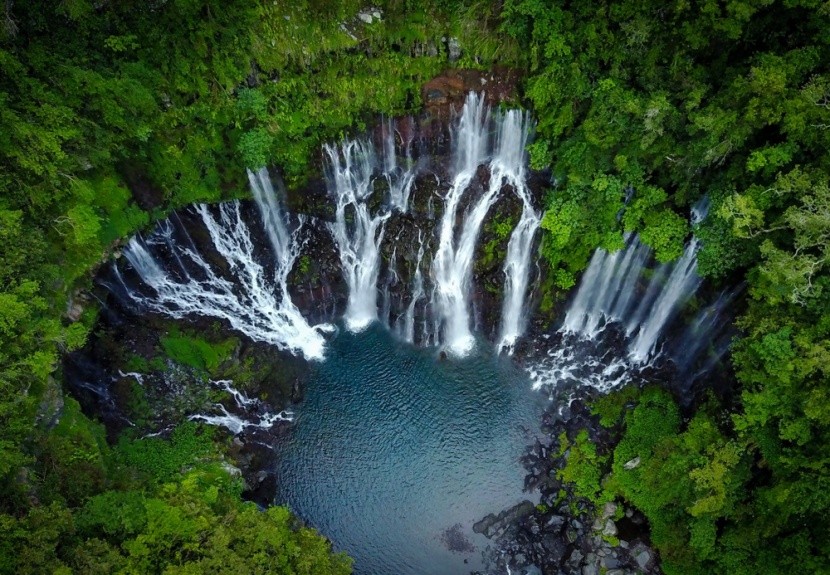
[474,395,663,575]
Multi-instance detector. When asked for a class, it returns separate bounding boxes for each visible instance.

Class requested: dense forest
[1,0,828,573]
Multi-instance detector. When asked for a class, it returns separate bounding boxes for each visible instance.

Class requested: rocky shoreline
[472,398,661,575]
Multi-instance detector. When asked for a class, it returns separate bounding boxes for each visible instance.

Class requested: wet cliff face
[65,74,549,504]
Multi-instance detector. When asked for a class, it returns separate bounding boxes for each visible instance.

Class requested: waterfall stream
[111,98,729,397]
[431,94,539,356]
[430,92,492,356]
[325,140,390,332]
[118,168,329,360]
[495,109,539,354]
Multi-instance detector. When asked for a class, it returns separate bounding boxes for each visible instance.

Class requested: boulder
[602,501,618,519]
[624,456,641,470]
[567,549,584,569]
[545,514,566,532]
[635,549,652,570]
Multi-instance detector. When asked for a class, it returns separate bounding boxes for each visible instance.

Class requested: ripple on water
[273,326,546,575]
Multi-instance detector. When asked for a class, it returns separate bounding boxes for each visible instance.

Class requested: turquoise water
[273,326,546,575]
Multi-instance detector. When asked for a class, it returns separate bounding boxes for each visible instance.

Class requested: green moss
[124,354,150,373]
[160,328,237,374]
[115,422,216,484]
[590,385,641,428]
[297,254,312,276]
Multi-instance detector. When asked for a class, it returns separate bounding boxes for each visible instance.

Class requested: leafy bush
[160,329,237,373]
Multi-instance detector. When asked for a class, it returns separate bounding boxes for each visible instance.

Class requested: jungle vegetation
[0,0,828,573]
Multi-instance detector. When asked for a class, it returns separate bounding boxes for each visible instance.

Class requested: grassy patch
[160,328,237,373]
[115,422,216,484]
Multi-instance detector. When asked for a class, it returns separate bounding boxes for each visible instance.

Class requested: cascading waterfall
[400,231,426,344]
[106,93,735,411]
[111,99,538,356]
[381,117,417,212]
[669,286,740,383]
[627,237,701,362]
[432,93,540,356]
[628,199,709,362]
[118,168,328,361]
[528,198,726,392]
[326,121,417,332]
[381,246,399,326]
[325,140,389,331]
[562,235,651,338]
[190,379,294,435]
[561,228,704,364]
[430,92,492,355]
[496,109,540,354]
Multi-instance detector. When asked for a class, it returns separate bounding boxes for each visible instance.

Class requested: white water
[628,237,701,362]
[325,140,389,331]
[432,93,543,356]
[562,235,651,338]
[560,229,703,364]
[381,117,417,212]
[120,169,328,361]
[628,199,709,362]
[430,92,492,356]
[326,122,419,333]
[529,200,716,392]
[400,231,426,344]
[496,109,540,354]
[190,379,294,435]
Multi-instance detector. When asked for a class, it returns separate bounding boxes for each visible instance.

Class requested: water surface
[273,326,546,575]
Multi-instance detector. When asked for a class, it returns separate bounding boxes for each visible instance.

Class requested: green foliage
[160,329,237,374]
[558,430,608,502]
[1,467,352,575]
[31,397,110,507]
[539,182,624,290]
[590,384,640,428]
[115,423,215,484]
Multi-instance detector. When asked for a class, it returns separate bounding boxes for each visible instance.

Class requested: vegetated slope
[504,1,830,573]
[0,1,513,572]
[1,0,829,573]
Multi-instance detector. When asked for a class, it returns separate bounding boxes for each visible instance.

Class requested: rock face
[472,398,663,575]
[69,66,540,508]
[421,68,520,122]
[63,293,309,506]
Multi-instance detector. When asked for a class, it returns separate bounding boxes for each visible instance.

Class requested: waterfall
[119,168,328,361]
[400,231,426,344]
[560,225,704,364]
[190,379,294,435]
[428,94,543,356]
[326,119,418,332]
[431,92,492,356]
[628,237,701,362]
[119,102,547,360]
[670,286,740,381]
[381,246,399,327]
[528,199,723,393]
[382,117,417,212]
[562,235,651,338]
[325,140,389,331]
[496,109,540,354]
[627,198,709,362]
